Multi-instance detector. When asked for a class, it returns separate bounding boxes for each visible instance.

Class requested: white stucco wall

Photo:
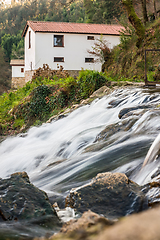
[12,65,25,78]
[25,26,36,71]
[25,32,120,72]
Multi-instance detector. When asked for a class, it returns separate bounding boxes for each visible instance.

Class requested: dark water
[1,86,160,238]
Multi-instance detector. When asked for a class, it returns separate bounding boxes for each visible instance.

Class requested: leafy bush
[28,85,52,119]
[0,70,110,135]
[12,118,25,130]
[77,70,108,99]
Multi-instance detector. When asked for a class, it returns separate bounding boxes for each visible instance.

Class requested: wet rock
[94,119,137,143]
[96,206,160,240]
[51,210,115,240]
[0,172,61,227]
[59,210,114,234]
[151,167,160,179]
[65,172,148,219]
[50,205,160,240]
[49,210,114,240]
[118,105,151,119]
[144,174,160,207]
[108,99,124,108]
[89,86,110,98]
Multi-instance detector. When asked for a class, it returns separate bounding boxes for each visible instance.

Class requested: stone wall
[12,77,25,89]
[25,70,36,83]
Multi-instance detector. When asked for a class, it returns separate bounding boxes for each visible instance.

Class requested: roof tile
[22,21,124,37]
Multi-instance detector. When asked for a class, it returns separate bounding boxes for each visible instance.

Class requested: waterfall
[1,87,160,198]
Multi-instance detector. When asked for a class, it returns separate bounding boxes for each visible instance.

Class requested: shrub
[77,70,107,99]
[28,85,52,119]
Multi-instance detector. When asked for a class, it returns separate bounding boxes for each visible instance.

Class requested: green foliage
[0,46,11,94]
[0,0,85,39]
[87,36,113,70]
[0,70,110,135]
[77,70,107,99]
[84,0,124,24]
[104,17,160,82]
[0,0,86,64]
[119,14,136,50]
[1,32,24,61]
[121,0,145,48]
[147,71,155,82]
[28,85,52,119]
[12,118,25,130]
[11,37,24,59]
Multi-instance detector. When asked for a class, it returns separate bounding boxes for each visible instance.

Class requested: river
[0,86,160,238]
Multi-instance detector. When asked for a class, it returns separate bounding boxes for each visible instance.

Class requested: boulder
[89,86,110,98]
[60,210,114,234]
[96,206,160,240]
[94,119,137,143]
[51,210,114,240]
[51,206,160,240]
[118,105,151,119]
[66,172,148,219]
[144,173,160,207]
[0,172,61,227]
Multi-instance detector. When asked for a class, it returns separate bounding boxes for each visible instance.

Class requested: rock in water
[66,172,148,219]
[0,172,60,227]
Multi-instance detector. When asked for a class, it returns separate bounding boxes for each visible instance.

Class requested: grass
[0,70,111,135]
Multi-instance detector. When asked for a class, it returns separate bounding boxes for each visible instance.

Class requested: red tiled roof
[22,21,124,37]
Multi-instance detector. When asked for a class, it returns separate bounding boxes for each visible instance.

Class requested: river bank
[1,83,160,239]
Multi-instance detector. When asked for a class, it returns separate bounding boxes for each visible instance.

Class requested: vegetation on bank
[1,16,160,136]
[103,17,160,81]
[0,70,112,136]
[0,0,160,136]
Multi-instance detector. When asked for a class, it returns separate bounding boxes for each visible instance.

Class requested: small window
[54,35,64,47]
[21,68,24,73]
[87,36,94,40]
[85,58,94,63]
[29,31,31,48]
[54,57,64,62]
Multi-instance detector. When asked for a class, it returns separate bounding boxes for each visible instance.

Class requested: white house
[11,21,124,87]
[10,59,25,88]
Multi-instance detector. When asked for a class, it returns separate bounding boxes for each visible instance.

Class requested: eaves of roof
[22,21,125,37]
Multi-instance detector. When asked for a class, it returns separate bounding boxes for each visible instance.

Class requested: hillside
[0,69,112,137]
[0,15,160,136]
[103,17,160,82]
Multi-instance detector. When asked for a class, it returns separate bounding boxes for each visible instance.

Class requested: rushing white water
[1,86,160,198]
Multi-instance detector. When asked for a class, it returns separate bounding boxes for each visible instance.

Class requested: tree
[0,46,11,94]
[122,0,145,48]
[84,0,124,24]
[140,0,148,24]
[1,34,16,61]
[153,0,157,19]
[1,33,23,61]
[11,38,24,59]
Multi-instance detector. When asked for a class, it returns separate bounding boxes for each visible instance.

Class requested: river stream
[0,86,160,238]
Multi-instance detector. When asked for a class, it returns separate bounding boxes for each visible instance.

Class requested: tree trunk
[122,0,145,48]
[140,0,148,25]
[153,0,157,19]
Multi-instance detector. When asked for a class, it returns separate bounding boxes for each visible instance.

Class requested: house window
[54,35,64,47]
[85,58,94,63]
[29,31,31,49]
[87,36,94,40]
[54,57,64,62]
[21,68,24,73]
